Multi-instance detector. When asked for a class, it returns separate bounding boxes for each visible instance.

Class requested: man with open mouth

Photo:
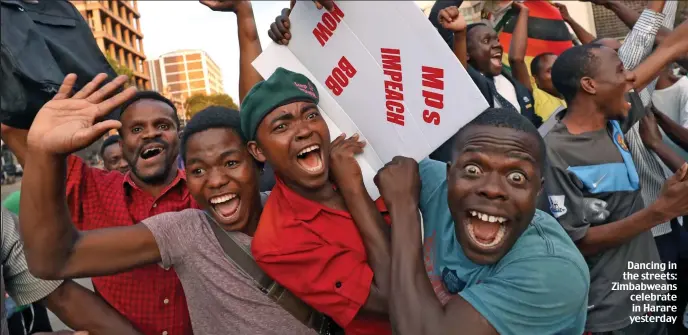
[19,84,317,334]
[542,26,688,334]
[372,108,589,335]
[242,68,393,335]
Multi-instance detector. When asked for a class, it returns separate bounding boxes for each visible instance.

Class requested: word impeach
[253,0,488,198]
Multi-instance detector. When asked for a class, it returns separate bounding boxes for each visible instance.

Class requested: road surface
[2,179,93,331]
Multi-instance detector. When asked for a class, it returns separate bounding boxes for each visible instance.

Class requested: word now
[325,56,357,96]
[313,4,345,47]
[380,48,445,126]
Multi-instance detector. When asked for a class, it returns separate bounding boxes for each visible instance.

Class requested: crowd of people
[1,0,688,335]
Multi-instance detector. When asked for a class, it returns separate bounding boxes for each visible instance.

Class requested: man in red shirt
[3,74,196,335]
[241,68,392,335]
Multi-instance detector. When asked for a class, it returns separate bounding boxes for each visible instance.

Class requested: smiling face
[467,25,503,76]
[584,47,635,120]
[448,125,543,265]
[185,128,260,232]
[119,99,179,185]
[102,142,129,173]
[248,101,330,191]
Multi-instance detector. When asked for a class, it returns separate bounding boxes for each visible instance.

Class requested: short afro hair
[180,106,245,162]
[100,134,121,157]
[551,44,603,103]
[530,52,556,77]
[118,91,180,128]
[466,22,489,42]
[454,108,546,170]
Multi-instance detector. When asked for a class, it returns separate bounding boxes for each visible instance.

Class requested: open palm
[27,73,136,155]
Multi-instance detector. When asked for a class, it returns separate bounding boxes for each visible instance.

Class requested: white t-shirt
[493,74,521,113]
[651,76,688,177]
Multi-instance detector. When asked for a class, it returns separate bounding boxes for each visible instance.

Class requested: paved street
[2,179,93,331]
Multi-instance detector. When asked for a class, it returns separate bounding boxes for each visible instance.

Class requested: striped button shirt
[617,4,677,237]
[1,207,62,335]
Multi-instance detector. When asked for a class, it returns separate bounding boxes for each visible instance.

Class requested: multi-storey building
[148,49,225,101]
[70,0,150,89]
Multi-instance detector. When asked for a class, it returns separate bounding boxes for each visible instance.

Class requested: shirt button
[335,281,342,288]
[163,298,169,304]
[153,203,158,208]
[162,332,168,335]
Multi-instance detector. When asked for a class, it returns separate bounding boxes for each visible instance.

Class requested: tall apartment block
[148,49,225,100]
[70,0,150,89]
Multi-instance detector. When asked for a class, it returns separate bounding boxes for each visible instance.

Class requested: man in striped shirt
[1,207,140,335]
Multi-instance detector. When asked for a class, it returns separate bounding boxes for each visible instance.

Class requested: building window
[164,63,185,73]
[185,54,201,61]
[186,61,202,71]
[187,70,205,80]
[166,73,187,83]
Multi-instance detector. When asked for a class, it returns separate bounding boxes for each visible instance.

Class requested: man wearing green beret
[245,67,393,335]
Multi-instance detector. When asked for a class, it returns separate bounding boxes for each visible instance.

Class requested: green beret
[240,67,320,142]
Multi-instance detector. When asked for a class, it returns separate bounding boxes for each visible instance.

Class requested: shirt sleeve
[1,208,63,306]
[141,209,204,269]
[680,81,688,128]
[253,232,373,328]
[541,150,588,242]
[458,255,589,335]
[618,9,666,107]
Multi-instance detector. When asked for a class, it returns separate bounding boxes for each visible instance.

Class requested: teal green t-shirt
[418,159,590,335]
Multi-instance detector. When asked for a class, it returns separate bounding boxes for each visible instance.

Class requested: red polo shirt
[66,156,197,335]
[251,177,392,335]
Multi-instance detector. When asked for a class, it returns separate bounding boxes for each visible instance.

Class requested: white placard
[253,1,488,199]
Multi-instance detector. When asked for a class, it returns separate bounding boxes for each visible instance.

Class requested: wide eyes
[507,171,526,185]
[464,164,482,175]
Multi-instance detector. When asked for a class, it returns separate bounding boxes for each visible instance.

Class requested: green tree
[184,93,239,119]
[105,54,135,85]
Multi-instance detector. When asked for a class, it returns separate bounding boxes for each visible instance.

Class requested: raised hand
[511,1,528,12]
[655,163,688,219]
[374,156,421,207]
[553,3,571,21]
[329,133,366,190]
[639,109,663,150]
[26,73,136,156]
[580,0,612,9]
[438,6,467,33]
[34,332,88,335]
[269,1,336,45]
[269,7,292,45]
[199,0,248,13]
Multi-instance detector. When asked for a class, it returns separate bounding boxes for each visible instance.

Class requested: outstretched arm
[42,280,142,335]
[20,74,162,280]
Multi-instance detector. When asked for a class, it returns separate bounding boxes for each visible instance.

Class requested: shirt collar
[274,177,388,222]
[122,169,189,199]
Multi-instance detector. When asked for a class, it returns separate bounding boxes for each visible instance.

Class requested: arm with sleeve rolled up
[543,151,687,257]
[616,3,666,71]
[632,20,688,92]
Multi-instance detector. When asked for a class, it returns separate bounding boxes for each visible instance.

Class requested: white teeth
[297,145,320,157]
[467,221,507,248]
[210,194,237,204]
[470,210,506,224]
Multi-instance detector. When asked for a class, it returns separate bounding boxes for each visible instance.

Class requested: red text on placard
[313,4,345,47]
[325,56,357,96]
[381,48,405,126]
[421,66,444,125]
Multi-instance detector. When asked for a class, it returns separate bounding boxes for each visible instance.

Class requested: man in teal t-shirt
[374,108,590,335]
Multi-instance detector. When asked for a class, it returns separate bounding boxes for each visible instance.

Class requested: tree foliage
[105,54,135,85]
[184,93,239,119]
